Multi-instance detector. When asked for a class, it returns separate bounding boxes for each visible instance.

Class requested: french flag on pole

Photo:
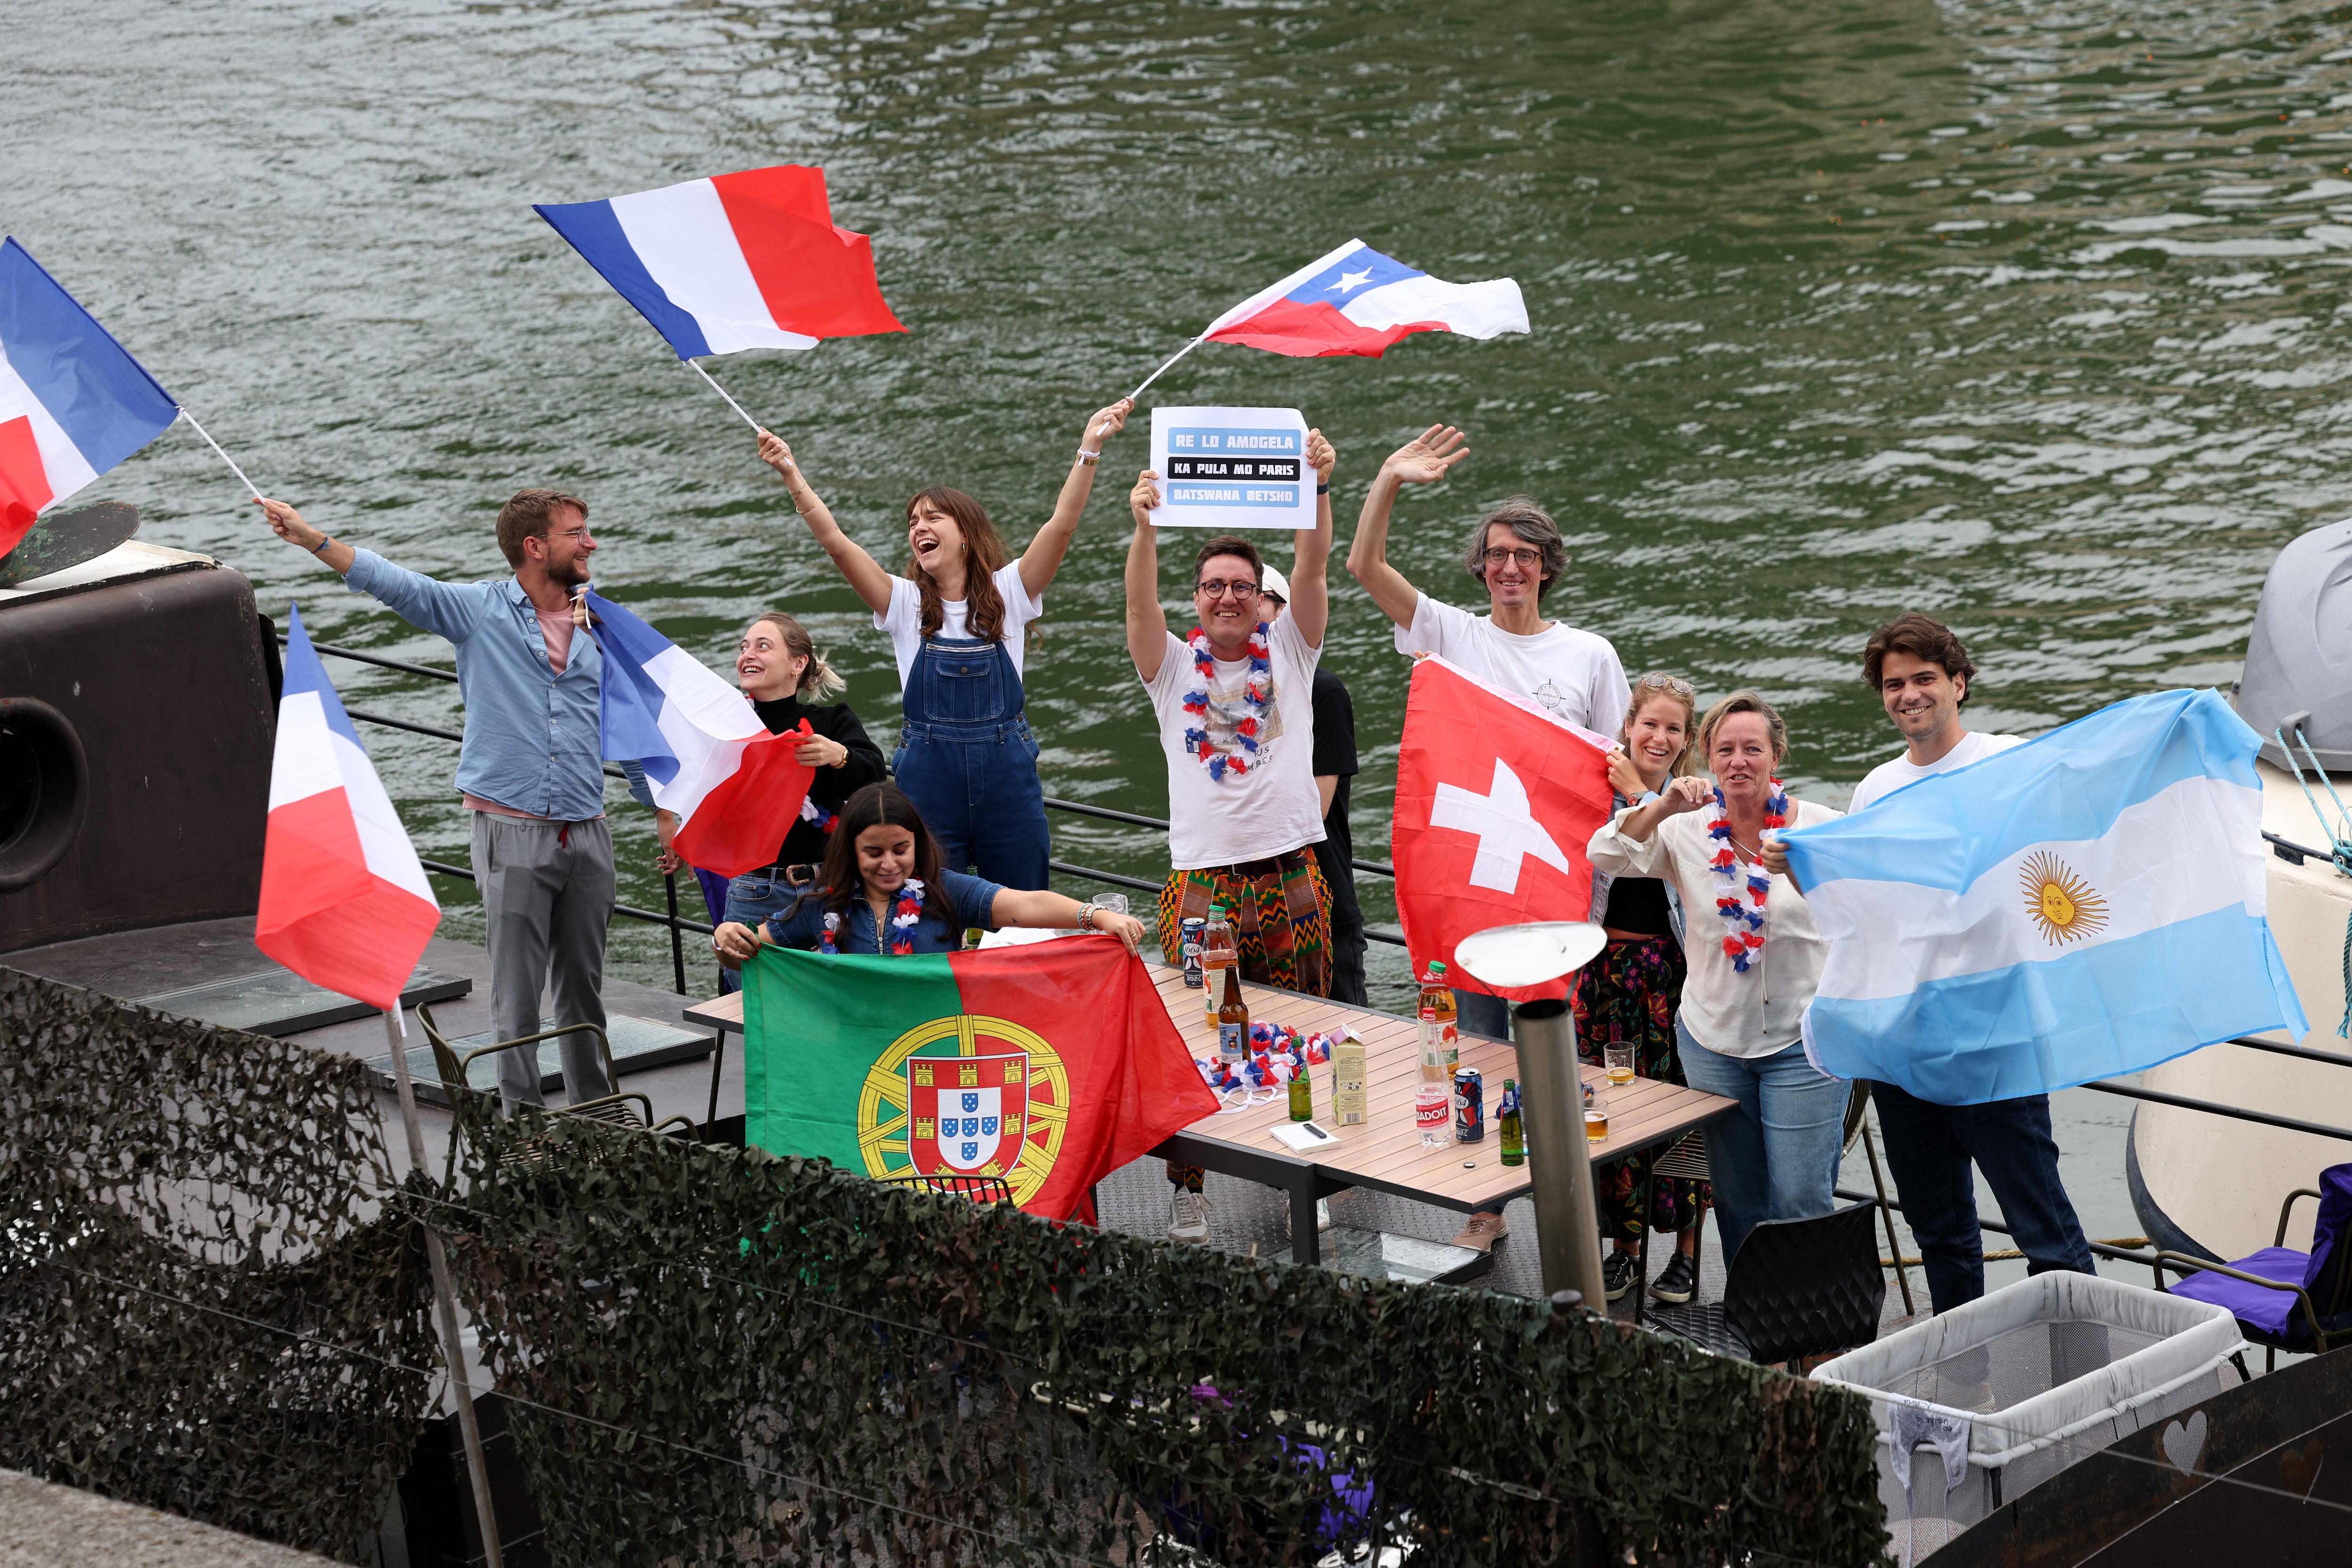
[0,238,180,557]
[256,606,441,1011]
[1202,239,1528,359]
[586,591,817,880]
[535,166,905,359]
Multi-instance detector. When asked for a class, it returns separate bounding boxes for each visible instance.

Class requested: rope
[2273,724,2352,1038]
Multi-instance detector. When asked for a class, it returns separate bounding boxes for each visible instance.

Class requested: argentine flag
[1780,689,2305,1104]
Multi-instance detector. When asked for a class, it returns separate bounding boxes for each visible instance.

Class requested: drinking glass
[1584,1080,1610,1143]
[1605,1043,1636,1085]
[1089,892,1129,918]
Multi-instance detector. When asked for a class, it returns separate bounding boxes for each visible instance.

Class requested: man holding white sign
[1126,421,1339,996]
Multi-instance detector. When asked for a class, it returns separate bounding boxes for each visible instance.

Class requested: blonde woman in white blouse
[1587,690,1846,1267]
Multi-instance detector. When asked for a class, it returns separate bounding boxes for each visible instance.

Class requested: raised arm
[1125,470,1171,682]
[756,430,894,616]
[1345,424,1470,629]
[1288,428,1337,649]
[257,497,480,643]
[1017,399,1132,600]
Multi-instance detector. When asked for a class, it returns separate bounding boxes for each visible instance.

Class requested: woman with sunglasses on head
[1588,690,1845,1278]
[660,612,887,994]
[1575,672,1709,1305]
[713,783,1148,963]
[750,398,1134,891]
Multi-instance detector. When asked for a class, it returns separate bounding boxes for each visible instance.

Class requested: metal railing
[287,634,1408,997]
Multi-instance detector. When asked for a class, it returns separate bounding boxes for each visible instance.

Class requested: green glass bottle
[1498,1078,1525,1167]
[1288,1060,1313,1122]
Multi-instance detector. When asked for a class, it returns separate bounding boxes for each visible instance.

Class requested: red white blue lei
[1180,624,1271,783]
[1707,782,1788,973]
[799,796,838,834]
[818,876,926,956]
[1194,1020,1339,1109]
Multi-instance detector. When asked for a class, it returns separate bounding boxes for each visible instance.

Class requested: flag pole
[683,358,765,434]
[381,1005,506,1568]
[175,407,263,499]
[1126,334,1208,403]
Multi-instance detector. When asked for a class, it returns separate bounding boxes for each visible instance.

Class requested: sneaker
[1449,1210,1509,1251]
[1649,1249,1697,1305]
[1602,1249,1640,1302]
[1168,1189,1212,1243]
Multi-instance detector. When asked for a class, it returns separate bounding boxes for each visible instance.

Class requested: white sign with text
[1147,406,1313,532]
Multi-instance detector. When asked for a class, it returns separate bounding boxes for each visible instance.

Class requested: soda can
[1179,917,1207,987]
[1453,1067,1485,1142]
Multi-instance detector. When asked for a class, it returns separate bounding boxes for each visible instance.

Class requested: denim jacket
[344,549,613,820]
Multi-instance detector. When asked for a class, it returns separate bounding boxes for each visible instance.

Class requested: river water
[12,0,2351,1258]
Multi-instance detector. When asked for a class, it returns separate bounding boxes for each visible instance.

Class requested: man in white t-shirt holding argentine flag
[1843,613,2096,1313]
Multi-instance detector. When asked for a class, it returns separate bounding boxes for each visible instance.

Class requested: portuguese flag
[741,936,1215,1221]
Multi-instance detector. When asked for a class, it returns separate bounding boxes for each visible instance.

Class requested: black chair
[416,1004,699,1141]
[878,1171,1014,1204]
[1647,1202,1884,1370]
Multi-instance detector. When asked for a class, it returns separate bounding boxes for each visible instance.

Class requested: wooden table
[684,961,1735,1282]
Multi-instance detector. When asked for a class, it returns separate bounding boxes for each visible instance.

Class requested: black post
[665,870,687,995]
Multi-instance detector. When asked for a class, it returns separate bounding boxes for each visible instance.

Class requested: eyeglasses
[1633,672,1695,696]
[1481,547,1543,569]
[1195,580,1260,599]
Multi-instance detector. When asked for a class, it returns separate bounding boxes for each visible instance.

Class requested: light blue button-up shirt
[344,549,614,820]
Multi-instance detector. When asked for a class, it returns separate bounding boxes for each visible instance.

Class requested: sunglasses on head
[1633,672,1695,696]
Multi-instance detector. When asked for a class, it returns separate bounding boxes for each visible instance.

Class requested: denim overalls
[893,631,1051,888]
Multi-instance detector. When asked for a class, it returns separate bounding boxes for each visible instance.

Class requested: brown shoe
[1450,1211,1509,1251]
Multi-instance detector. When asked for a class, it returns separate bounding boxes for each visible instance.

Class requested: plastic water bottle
[1415,1082,1451,1148]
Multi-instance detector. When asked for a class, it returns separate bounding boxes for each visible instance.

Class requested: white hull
[2130,759,2352,1260]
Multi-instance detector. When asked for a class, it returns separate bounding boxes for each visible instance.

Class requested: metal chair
[1647,1202,1885,1371]
[415,1004,699,1141]
[2156,1162,2352,1372]
[877,1171,1014,1204]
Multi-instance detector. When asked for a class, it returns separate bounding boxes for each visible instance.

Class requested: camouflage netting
[0,967,437,1560]
[445,1094,1889,1567]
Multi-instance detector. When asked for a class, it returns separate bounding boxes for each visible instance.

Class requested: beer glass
[1605,1043,1635,1085]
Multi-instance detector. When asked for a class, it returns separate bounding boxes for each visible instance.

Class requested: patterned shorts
[1155,850,1334,999]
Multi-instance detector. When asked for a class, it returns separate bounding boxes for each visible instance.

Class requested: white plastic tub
[1812,1272,2244,1562]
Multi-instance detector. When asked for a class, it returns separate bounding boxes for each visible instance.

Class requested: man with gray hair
[1347,422,1628,1037]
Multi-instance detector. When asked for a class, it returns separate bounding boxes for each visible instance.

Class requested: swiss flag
[1391,657,1615,1003]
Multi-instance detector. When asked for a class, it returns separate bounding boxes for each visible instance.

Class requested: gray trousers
[469,812,616,1109]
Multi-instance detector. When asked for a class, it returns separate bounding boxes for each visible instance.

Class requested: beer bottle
[1288,1060,1312,1122]
[1498,1079,1525,1167]
[1202,905,1238,1029]
[1216,962,1248,1065]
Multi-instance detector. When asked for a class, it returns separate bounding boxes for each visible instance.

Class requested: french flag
[0,239,180,557]
[256,606,441,1011]
[587,590,817,880]
[1202,239,1528,359]
[535,165,905,359]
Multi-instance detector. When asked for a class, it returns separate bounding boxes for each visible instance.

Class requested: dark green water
[12,0,2352,1004]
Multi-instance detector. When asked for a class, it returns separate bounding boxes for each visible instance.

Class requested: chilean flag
[1391,658,1614,1002]
[1201,239,1528,360]
[535,165,906,359]
[586,590,817,879]
[256,606,442,1011]
[0,239,180,557]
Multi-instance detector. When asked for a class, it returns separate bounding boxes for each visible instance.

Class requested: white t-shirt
[1144,613,1327,870]
[1848,729,2025,812]
[876,562,1042,689]
[1398,592,1628,738]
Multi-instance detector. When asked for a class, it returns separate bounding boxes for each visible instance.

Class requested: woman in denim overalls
[751,400,1131,888]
